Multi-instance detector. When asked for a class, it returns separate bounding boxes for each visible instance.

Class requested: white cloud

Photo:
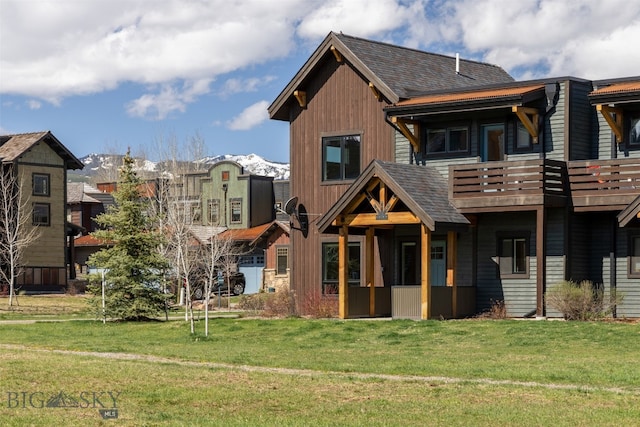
[439,0,640,79]
[227,101,270,131]
[27,100,42,110]
[2,0,639,115]
[219,76,277,98]
[126,78,212,120]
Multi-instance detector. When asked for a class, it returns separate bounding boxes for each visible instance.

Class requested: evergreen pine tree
[88,150,170,320]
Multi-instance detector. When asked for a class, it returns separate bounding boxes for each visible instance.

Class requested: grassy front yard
[0,296,639,425]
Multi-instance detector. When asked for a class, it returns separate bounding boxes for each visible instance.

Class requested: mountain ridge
[71,152,290,181]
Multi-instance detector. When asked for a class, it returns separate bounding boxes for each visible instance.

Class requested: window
[322,134,360,181]
[628,234,640,277]
[276,246,289,275]
[191,203,201,224]
[629,112,640,146]
[321,242,361,294]
[208,199,220,225]
[230,198,242,224]
[516,121,532,150]
[424,125,469,155]
[33,173,50,196]
[222,171,230,181]
[497,232,529,278]
[33,203,50,226]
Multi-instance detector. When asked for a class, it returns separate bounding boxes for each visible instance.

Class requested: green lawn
[1,304,639,425]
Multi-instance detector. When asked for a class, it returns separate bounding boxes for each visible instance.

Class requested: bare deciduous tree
[0,166,40,307]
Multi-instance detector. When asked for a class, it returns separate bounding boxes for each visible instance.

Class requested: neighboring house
[67,182,115,275]
[219,220,291,293]
[269,31,640,319]
[0,131,83,292]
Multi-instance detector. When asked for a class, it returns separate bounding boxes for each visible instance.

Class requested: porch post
[338,224,349,319]
[536,207,546,317]
[366,227,375,317]
[447,231,457,318]
[421,223,431,320]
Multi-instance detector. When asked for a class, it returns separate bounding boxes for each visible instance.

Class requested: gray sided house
[269,31,640,319]
[0,131,83,292]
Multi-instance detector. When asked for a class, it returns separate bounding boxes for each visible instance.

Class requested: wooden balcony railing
[449,158,640,212]
[449,159,567,211]
[568,159,640,211]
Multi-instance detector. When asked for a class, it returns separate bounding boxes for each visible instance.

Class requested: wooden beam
[338,225,348,319]
[512,106,539,144]
[369,82,382,102]
[596,104,624,143]
[421,223,431,320]
[390,116,420,152]
[330,45,343,63]
[447,231,457,318]
[293,90,307,109]
[366,227,375,317]
[335,211,421,227]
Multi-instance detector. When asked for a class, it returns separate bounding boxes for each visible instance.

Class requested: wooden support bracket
[512,106,540,143]
[369,82,382,102]
[293,90,306,109]
[596,104,624,143]
[390,116,420,152]
[330,46,343,63]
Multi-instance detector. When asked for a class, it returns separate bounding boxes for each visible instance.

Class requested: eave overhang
[589,80,640,144]
[385,84,546,150]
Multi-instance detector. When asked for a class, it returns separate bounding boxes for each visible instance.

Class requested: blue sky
[2,0,639,164]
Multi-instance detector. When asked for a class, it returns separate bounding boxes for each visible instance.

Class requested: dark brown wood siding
[289,54,395,310]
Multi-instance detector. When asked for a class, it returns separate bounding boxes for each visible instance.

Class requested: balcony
[568,159,640,211]
[449,158,640,213]
[449,159,567,212]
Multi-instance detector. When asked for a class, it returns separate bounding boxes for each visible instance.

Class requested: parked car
[191,271,246,299]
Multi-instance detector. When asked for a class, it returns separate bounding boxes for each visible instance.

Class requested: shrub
[263,290,297,318]
[476,299,507,319]
[545,280,623,321]
[237,293,268,314]
[299,290,338,319]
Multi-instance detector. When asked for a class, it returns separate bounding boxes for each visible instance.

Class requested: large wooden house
[269,32,640,319]
[0,131,83,292]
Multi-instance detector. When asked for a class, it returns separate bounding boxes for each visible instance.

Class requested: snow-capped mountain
[75,153,290,180]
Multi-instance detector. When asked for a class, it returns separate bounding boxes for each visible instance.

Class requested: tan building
[0,131,83,292]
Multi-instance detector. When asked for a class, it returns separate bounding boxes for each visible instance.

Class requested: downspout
[610,214,617,318]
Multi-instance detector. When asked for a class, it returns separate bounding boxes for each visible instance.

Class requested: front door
[430,240,446,286]
[399,240,446,286]
[481,124,505,162]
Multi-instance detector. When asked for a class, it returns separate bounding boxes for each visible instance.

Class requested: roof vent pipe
[455,53,460,74]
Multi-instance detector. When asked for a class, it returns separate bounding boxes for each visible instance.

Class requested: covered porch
[317,160,471,319]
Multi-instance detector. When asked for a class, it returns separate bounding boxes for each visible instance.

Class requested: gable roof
[317,159,468,233]
[269,32,514,121]
[0,131,84,169]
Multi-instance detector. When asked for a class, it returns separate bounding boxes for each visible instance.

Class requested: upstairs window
[515,121,533,150]
[629,112,640,146]
[33,173,50,196]
[322,135,360,181]
[33,203,50,226]
[208,199,220,225]
[230,198,242,224]
[190,203,201,224]
[497,232,530,278]
[424,125,469,155]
